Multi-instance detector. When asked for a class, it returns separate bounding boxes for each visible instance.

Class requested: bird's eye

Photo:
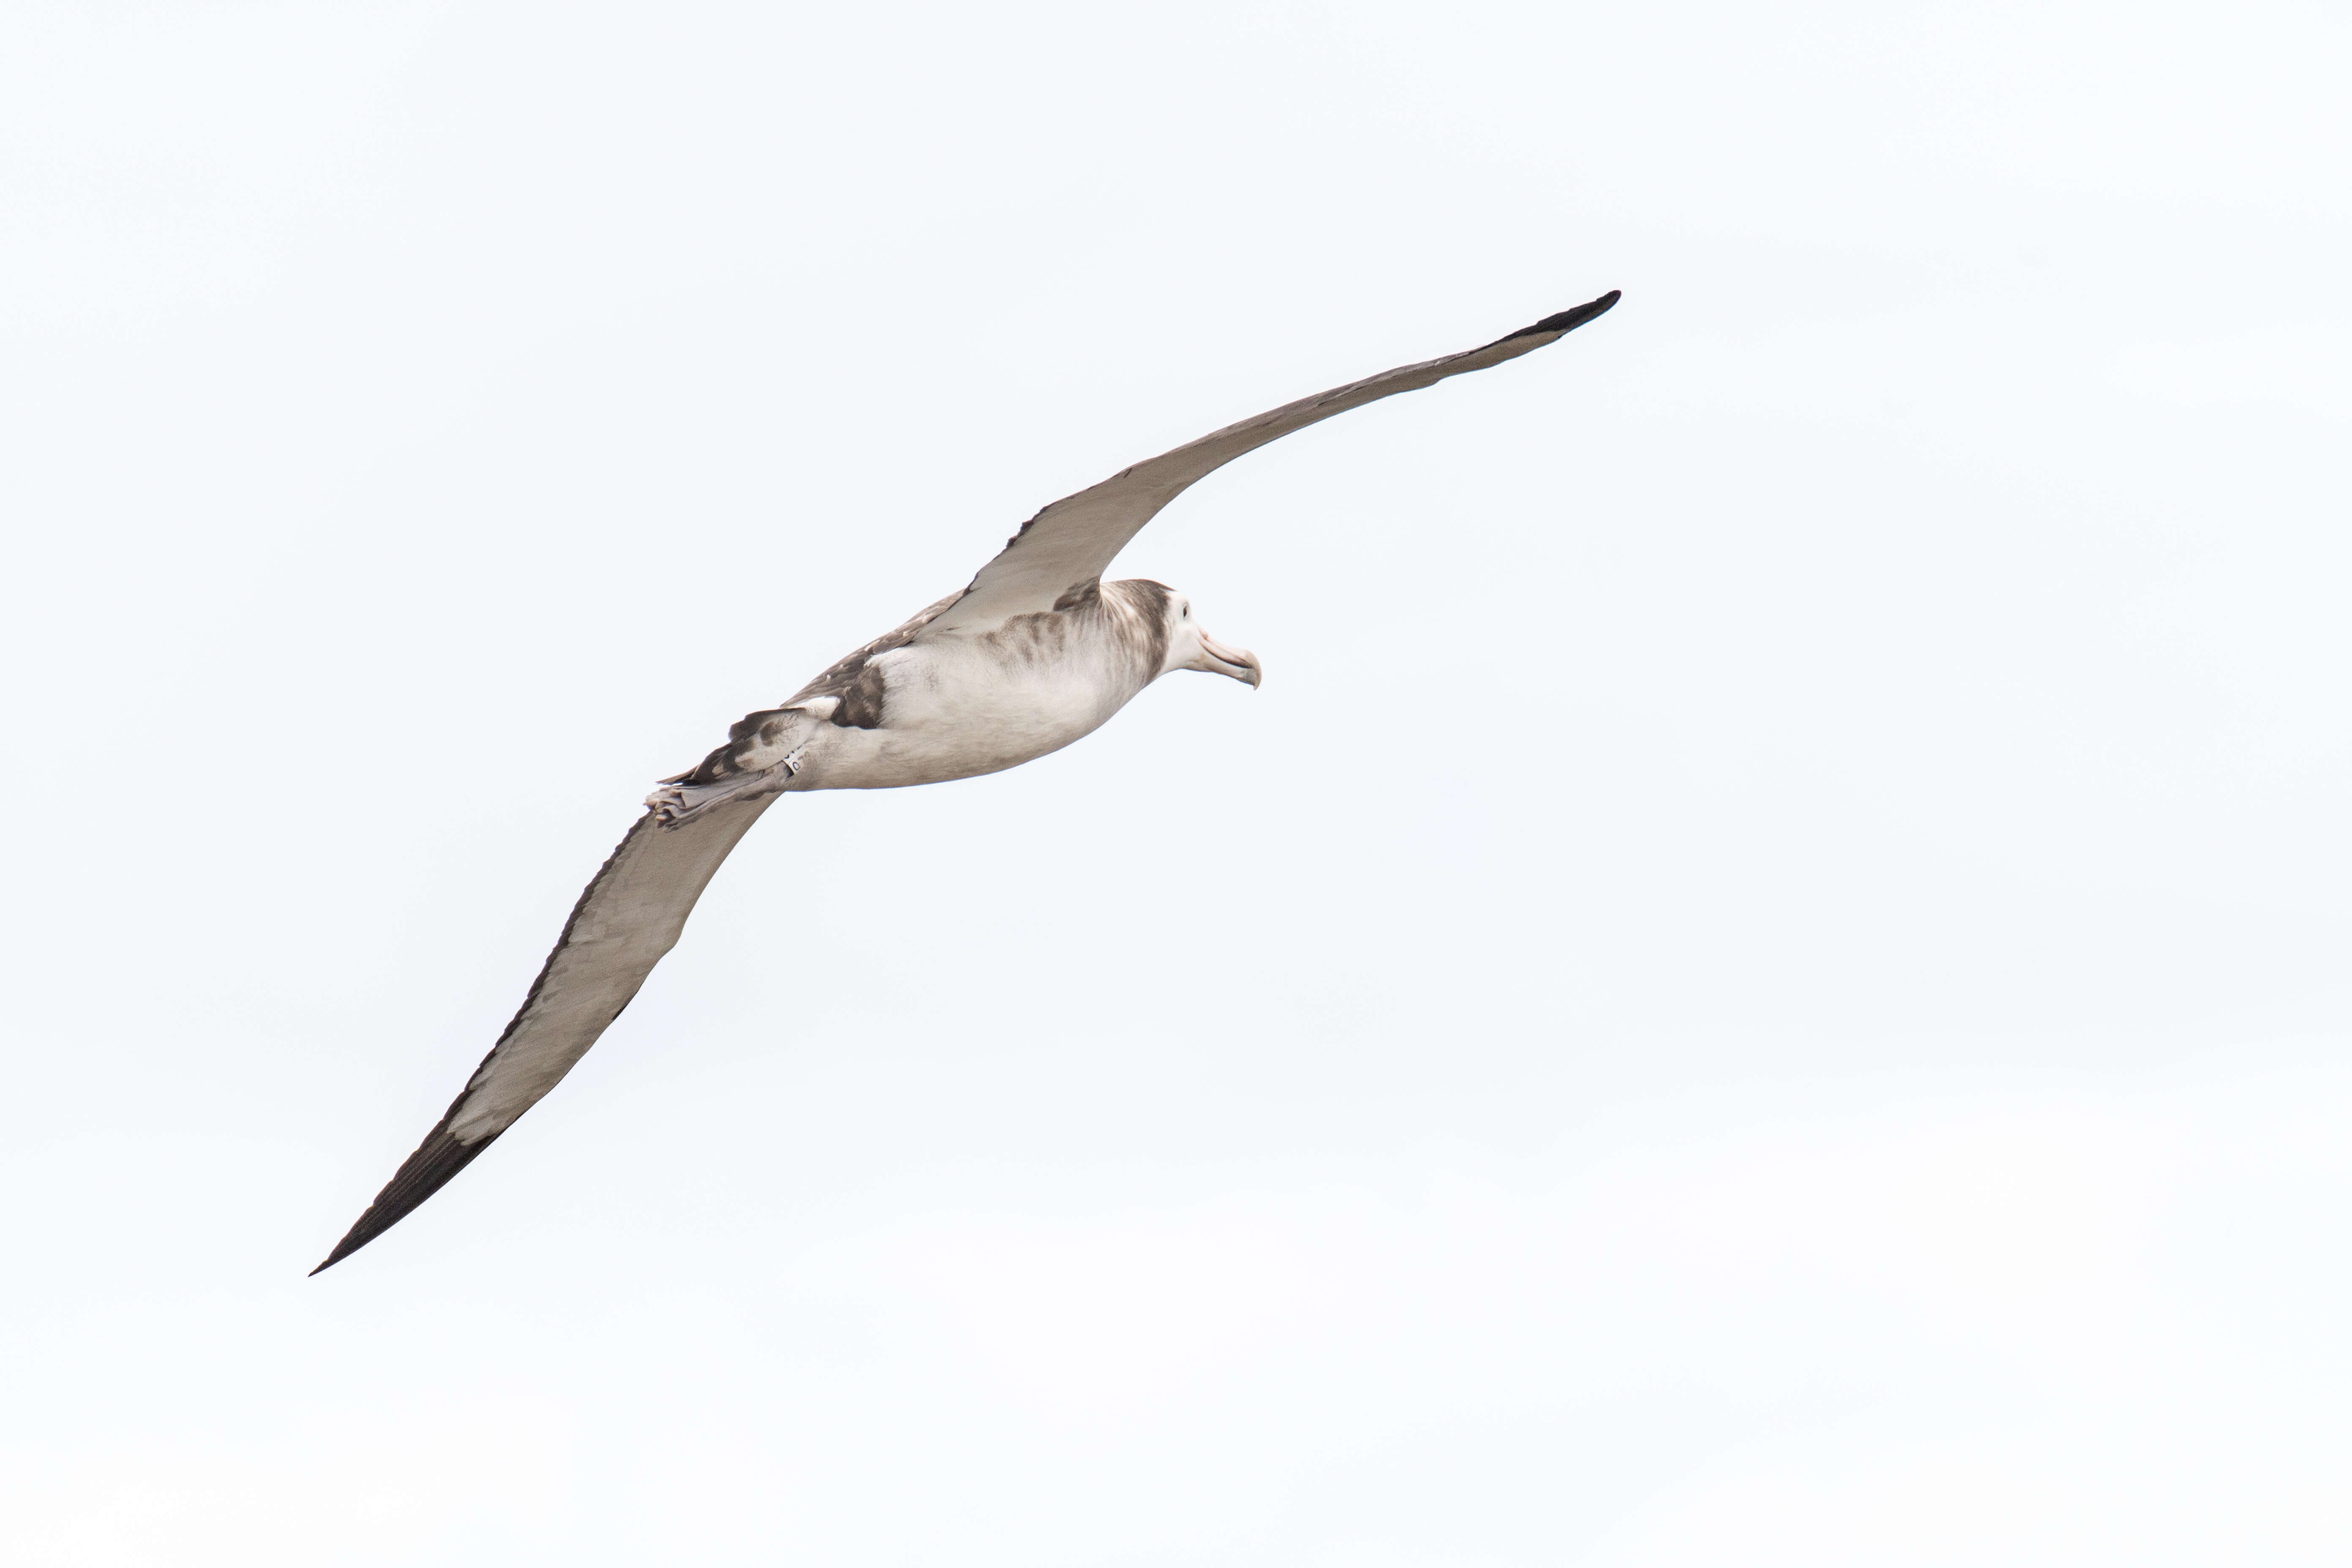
[1181,606,1190,618]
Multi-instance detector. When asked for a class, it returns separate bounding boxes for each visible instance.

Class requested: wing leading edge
[917,291,1620,638]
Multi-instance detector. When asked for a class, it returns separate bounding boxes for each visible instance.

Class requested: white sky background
[3,0,2349,1561]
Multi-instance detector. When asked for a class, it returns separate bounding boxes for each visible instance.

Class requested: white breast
[798,622,1155,790]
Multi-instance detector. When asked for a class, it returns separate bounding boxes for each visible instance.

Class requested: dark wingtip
[310,1233,366,1275]
[308,1219,385,1275]
[305,1122,505,1277]
[1497,289,1622,344]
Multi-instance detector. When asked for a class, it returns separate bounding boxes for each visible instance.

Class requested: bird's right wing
[915,291,1620,638]
[311,795,776,1273]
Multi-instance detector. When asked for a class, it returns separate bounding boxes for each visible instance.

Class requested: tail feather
[646,757,801,827]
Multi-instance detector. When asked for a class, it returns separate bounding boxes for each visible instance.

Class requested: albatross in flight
[313,290,1621,1273]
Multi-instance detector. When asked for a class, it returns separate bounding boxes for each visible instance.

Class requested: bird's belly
[803,670,1134,789]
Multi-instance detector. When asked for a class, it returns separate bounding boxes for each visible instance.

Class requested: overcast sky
[5,1,2349,1563]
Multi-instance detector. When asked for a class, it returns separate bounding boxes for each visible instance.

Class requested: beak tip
[1196,632,1261,688]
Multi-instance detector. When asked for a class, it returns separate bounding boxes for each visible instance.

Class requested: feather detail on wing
[311,796,776,1273]
[916,291,1620,638]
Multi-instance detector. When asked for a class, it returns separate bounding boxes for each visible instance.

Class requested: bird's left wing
[311,796,775,1273]
[916,291,1619,639]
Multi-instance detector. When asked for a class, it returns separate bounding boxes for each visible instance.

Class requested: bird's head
[1150,584,1260,688]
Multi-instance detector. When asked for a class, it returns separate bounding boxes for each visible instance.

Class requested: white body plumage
[666,579,1258,805]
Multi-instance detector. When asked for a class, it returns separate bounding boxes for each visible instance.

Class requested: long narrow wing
[916,291,1619,639]
[311,796,776,1273]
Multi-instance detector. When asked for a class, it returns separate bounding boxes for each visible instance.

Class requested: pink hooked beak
[1195,632,1262,688]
